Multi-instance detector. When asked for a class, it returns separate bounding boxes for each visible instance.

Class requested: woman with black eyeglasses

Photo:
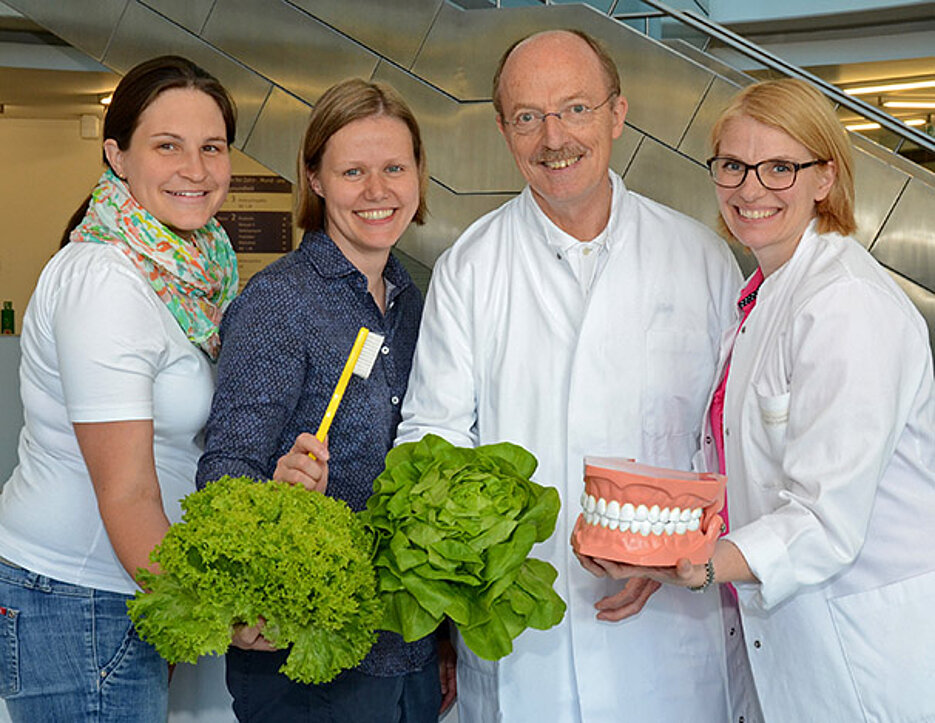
[587,78,935,722]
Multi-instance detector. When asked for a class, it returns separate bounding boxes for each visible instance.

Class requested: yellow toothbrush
[312,326,385,454]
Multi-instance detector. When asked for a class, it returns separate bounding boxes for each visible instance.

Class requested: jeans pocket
[0,605,20,697]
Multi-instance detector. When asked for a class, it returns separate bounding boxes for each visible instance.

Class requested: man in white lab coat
[397,29,752,722]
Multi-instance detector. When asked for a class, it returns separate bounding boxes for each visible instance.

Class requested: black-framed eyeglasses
[502,93,617,135]
[706,156,828,191]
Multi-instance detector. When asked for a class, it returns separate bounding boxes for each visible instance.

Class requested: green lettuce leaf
[361,435,566,660]
[127,476,382,685]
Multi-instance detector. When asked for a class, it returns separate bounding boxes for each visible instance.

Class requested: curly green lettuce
[360,434,566,660]
[127,476,382,684]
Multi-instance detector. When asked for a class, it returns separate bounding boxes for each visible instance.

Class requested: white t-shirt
[0,242,215,594]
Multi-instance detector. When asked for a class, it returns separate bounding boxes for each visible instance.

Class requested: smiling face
[714,114,835,276]
[308,114,419,270]
[496,31,627,236]
[104,87,231,238]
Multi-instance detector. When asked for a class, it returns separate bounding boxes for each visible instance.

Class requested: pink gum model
[571,460,726,566]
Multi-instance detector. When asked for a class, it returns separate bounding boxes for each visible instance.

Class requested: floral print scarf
[71,169,238,359]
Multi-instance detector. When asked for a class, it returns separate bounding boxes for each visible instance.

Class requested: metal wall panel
[287,0,443,70]
[141,0,214,35]
[103,1,272,148]
[624,136,757,276]
[4,0,127,61]
[203,0,379,106]
[415,4,715,148]
[870,177,935,294]
[241,86,312,183]
[852,145,909,251]
[373,61,525,194]
[678,75,740,163]
[398,181,514,268]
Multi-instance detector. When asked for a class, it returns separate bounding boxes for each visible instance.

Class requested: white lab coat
[697,221,935,722]
[398,173,752,722]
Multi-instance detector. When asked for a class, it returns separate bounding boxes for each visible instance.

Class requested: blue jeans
[227,646,441,722]
[0,560,168,722]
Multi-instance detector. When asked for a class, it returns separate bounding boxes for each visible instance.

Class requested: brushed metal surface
[142,0,214,35]
[287,0,443,70]
[624,135,756,276]
[678,75,741,162]
[203,0,379,106]
[241,86,312,183]
[4,0,127,60]
[373,61,525,194]
[103,1,272,148]
[415,3,713,148]
[852,144,909,251]
[398,180,515,268]
[871,177,935,294]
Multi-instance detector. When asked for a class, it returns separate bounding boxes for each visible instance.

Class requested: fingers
[273,433,329,492]
[573,550,607,578]
[231,620,278,652]
[595,578,662,622]
[438,639,457,714]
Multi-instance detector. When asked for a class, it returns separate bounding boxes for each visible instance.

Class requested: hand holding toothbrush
[273,433,329,493]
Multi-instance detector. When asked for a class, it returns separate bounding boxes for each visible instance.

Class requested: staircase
[8,0,935,356]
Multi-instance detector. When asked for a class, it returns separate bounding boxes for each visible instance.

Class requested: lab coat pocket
[754,389,790,459]
[829,570,935,722]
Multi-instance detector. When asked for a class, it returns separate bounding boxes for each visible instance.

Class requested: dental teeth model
[570,457,726,566]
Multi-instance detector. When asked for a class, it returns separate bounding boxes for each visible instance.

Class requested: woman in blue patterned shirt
[196,78,451,722]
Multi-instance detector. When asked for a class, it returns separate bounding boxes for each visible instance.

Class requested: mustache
[532,145,586,164]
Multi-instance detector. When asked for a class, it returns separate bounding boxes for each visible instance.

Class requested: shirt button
[391,396,400,405]
[725,428,730,437]
[381,346,390,355]
[704,435,712,444]
[753,640,761,649]
[729,627,736,636]
[740,326,746,334]
[582,247,592,256]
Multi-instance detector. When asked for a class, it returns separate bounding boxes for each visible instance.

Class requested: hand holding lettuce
[360,434,566,660]
[126,475,381,685]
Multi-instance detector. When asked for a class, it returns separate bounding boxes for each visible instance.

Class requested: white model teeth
[543,155,581,170]
[738,207,777,219]
[357,209,393,220]
[580,496,706,537]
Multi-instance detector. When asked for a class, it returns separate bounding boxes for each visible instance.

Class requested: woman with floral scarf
[0,56,238,721]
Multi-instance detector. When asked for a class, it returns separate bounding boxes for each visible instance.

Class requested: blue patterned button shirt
[197,229,432,676]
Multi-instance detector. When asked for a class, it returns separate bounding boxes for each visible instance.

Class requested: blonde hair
[710,78,856,237]
[296,78,428,231]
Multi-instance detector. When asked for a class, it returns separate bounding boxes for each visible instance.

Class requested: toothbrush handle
[314,327,369,445]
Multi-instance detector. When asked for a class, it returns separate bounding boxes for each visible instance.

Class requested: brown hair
[710,78,856,237]
[296,78,428,232]
[491,29,621,117]
[60,55,236,247]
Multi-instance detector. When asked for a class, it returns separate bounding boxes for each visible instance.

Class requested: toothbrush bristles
[353,331,384,379]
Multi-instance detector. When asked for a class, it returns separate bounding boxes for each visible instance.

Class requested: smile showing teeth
[737,207,777,220]
[169,191,208,197]
[543,155,581,170]
[356,209,394,221]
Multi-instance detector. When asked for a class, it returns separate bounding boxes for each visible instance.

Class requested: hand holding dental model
[572,458,757,604]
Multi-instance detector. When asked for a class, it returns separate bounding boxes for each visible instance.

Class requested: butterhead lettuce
[361,434,566,660]
[127,475,382,684]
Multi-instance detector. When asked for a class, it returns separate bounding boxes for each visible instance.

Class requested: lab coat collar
[521,171,629,256]
[740,217,821,305]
